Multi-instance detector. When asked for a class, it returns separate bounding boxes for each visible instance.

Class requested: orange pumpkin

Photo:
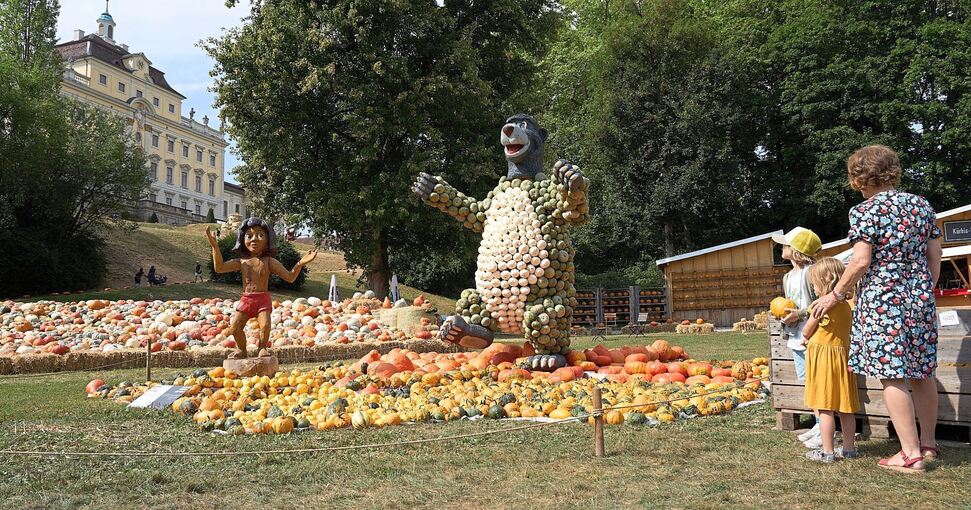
[625,353,649,364]
[770,296,797,319]
[498,368,532,382]
[623,361,647,374]
[368,362,399,379]
[605,410,625,425]
[696,318,705,324]
[84,379,105,394]
[712,375,736,384]
[685,375,711,385]
[686,362,712,376]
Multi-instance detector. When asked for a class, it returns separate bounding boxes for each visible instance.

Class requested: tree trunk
[663,221,674,258]
[367,230,390,298]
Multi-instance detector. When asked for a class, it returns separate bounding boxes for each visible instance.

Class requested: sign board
[128,385,190,410]
[938,308,970,337]
[943,220,971,243]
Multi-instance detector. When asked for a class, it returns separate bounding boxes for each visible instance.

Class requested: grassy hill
[57,222,458,312]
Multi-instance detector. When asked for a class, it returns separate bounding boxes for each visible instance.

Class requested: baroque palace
[55,8,250,225]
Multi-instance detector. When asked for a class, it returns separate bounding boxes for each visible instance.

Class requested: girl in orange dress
[802,257,861,462]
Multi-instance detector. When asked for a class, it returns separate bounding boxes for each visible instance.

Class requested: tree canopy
[206,0,558,296]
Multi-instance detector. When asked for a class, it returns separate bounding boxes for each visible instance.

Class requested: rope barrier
[0,378,766,458]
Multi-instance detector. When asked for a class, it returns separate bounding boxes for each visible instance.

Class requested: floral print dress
[847,190,941,379]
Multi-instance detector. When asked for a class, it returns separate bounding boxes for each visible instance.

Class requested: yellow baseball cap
[772,227,821,257]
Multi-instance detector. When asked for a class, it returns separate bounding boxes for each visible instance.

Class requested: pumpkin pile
[0,293,437,356]
[87,345,769,434]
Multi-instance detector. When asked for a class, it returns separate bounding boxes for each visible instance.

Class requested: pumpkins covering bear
[412,114,590,370]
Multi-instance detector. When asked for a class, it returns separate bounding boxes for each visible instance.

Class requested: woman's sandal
[920,444,941,463]
[878,451,926,474]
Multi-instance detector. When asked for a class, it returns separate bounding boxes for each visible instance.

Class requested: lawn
[1,331,968,510]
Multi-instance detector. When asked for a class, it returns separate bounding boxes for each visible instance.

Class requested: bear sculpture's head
[501,114,547,180]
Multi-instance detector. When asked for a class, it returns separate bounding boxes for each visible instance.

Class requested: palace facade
[55,8,250,225]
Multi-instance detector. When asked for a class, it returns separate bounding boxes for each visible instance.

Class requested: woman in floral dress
[812,145,943,473]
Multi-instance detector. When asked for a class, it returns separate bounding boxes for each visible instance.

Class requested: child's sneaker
[798,423,820,442]
[835,447,859,459]
[805,449,837,463]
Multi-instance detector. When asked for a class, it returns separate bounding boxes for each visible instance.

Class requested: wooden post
[146,336,152,382]
[592,385,605,458]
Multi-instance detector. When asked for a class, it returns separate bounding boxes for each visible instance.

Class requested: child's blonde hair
[808,257,853,296]
[789,249,816,268]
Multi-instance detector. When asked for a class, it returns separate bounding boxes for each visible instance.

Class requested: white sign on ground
[128,385,190,410]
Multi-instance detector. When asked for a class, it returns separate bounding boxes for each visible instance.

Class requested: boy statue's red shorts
[236,291,273,317]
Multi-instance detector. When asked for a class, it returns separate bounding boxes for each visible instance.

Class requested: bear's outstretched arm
[553,159,590,226]
[412,172,486,232]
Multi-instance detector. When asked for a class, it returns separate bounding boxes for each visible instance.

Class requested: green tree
[0,0,150,295]
[205,0,558,297]
[205,208,216,223]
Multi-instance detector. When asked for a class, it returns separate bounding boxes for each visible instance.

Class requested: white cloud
[56,0,251,179]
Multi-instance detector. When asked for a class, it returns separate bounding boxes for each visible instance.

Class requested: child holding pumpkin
[772,227,822,444]
[802,257,860,463]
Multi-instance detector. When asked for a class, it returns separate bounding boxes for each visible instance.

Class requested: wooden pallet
[769,308,971,441]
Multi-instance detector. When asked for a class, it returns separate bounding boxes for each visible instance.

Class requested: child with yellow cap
[772,226,823,446]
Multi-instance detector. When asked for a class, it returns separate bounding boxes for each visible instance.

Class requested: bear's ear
[539,127,548,142]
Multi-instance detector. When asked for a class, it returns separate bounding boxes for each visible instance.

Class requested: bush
[0,230,106,296]
[149,212,159,223]
[207,233,307,290]
[575,261,664,290]
[205,208,215,223]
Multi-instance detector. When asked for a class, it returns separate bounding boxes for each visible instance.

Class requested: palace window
[167,140,174,152]
[150,161,157,181]
[165,167,173,184]
[208,179,215,196]
[168,104,175,114]
[99,74,107,85]
[181,200,188,210]
[196,150,203,162]
[118,82,125,93]
[210,154,216,166]
[223,201,228,217]
[165,196,172,206]
[135,132,142,142]
[136,90,143,98]
[152,134,159,148]
[181,171,188,189]
[182,145,189,158]
[195,175,202,193]
[153,97,159,107]
[195,204,201,215]
[235,204,240,213]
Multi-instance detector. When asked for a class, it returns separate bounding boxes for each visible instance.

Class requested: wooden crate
[769,308,971,439]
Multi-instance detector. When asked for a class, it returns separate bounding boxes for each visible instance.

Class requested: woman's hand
[782,309,801,325]
[811,293,838,319]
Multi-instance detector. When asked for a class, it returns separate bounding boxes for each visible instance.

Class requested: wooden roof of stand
[656,230,784,267]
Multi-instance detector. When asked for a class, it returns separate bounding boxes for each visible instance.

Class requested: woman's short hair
[846,145,902,191]
[233,217,278,257]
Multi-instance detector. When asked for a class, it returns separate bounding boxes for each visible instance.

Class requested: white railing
[63,69,90,86]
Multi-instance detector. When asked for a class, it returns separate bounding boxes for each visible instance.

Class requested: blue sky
[56,0,250,182]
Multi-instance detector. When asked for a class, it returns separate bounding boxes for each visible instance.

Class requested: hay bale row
[0,339,466,375]
[675,323,715,335]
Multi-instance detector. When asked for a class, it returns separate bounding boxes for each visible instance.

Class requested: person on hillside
[772,226,822,446]
[194,261,204,282]
[812,145,943,474]
[147,265,157,285]
[215,228,221,240]
[206,218,318,358]
[134,267,144,287]
[802,258,860,463]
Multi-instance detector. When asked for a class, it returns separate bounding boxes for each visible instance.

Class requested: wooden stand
[770,309,971,441]
[222,356,280,378]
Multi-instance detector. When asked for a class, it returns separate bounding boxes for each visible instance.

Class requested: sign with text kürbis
[943,220,971,243]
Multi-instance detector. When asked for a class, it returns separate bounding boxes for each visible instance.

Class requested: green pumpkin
[570,406,587,418]
[497,393,516,406]
[192,369,207,378]
[626,412,647,425]
[267,405,284,418]
[464,406,481,418]
[200,421,215,432]
[178,399,198,415]
[487,405,507,420]
[224,417,242,430]
[327,398,349,414]
[296,418,311,429]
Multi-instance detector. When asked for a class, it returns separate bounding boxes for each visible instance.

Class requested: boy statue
[206,218,317,359]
